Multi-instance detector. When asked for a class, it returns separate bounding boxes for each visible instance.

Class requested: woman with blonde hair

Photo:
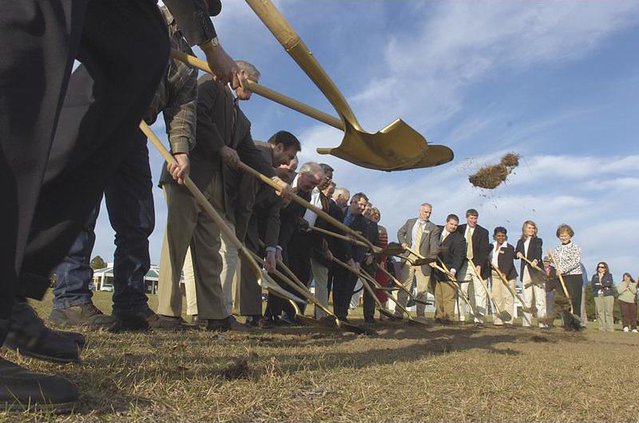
[591,261,614,332]
[515,220,546,327]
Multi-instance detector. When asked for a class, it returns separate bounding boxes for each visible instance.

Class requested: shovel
[358,267,430,327]
[330,257,400,321]
[248,251,369,334]
[430,260,479,320]
[234,161,380,253]
[373,262,433,307]
[468,262,512,323]
[520,256,547,289]
[489,263,534,314]
[275,255,376,335]
[244,0,454,171]
[140,122,305,306]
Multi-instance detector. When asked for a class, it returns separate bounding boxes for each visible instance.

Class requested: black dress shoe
[0,357,78,413]
[3,302,80,364]
[206,318,230,332]
[52,329,86,349]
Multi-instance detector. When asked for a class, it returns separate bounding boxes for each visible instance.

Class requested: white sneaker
[633,329,638,333]
[624,326,629,332]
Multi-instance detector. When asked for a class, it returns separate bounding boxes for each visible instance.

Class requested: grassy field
[2,291,639,422]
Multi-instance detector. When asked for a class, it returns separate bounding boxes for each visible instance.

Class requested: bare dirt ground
[2,292,638,422]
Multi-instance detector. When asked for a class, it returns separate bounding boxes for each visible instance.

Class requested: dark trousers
[563,274,583,315]
[332,267,357,320]
[287,234,313,314]
[619,300,637,329]
[52,133,154,313]
[52,66,155,313]
[0,0,168,339]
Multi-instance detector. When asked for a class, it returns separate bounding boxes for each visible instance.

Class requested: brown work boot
[49,302,115,330]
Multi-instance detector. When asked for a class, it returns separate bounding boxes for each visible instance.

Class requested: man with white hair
[263,162,324,325]
[332,188,351,214]
[396,203,440,321]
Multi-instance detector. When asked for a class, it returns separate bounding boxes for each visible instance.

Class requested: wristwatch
[210,36,220,47]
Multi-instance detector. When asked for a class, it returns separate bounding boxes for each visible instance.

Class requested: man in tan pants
[157,61,291,331]
[395,203,440,320]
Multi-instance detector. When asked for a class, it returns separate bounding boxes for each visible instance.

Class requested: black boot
[3,302,80,364]
[0,357,78,413]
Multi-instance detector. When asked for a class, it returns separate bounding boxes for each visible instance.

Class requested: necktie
[413,222,423,254]
[441,230,448,242]
[465,226,474,260]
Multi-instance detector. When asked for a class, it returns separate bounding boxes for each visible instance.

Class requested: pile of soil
[469,153,520,189]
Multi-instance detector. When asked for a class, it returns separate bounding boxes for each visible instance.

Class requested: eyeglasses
[597,266,605,269]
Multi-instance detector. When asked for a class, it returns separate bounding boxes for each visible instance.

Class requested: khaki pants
[434,279,456,320]
[594,295,614,332]
[397,262,431,316]
[491,271,515,325]
[156,179,227,320]
[310,258,330,318]
[459,261,488,323]
[183,226,239,317]
[522,267,546,327]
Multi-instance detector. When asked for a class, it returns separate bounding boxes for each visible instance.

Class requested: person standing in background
[617,273,638,333]
[591,261,614,332]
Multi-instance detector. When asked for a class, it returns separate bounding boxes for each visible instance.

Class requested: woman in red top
[370,208,390,309]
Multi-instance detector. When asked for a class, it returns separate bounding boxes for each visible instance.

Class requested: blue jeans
[52,129,155,313]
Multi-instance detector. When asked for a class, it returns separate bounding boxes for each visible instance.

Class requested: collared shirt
[303,187,322,227]
[412,219,427,247]
[144,6,198,155]
[441,229,449,242]
[492,241,504,267]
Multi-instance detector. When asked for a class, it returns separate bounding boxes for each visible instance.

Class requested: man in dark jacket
[456,208,491,324]
[336,193,377,323]
[157,63,291,332]
[433,214,466,323]
[234,131,300,325]
[0,0,239,410]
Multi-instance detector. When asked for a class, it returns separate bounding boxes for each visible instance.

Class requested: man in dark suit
[263,162,324,325]
[338,193,377,323]
[0,0,239,409]
[456,208,491,324]
[234,131,301,326]
[433,214,466,323]
[396,203,440,320]
[489,227,518,326]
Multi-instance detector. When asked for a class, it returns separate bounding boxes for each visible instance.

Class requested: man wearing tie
[396,203,440,320]
[457,209,491,324]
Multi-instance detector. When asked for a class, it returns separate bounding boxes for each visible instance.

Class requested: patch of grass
[2,291,639,422]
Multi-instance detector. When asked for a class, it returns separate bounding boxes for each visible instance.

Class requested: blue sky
[93,1,639,282]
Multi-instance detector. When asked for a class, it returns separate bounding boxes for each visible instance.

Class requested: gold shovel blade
[318,118,454,171]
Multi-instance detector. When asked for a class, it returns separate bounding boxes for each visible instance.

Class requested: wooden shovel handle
[310,226,370,249]
[520,255,545,274]
[547,249,574,313]
[245,0,361,129]
[170,49,343,130]
[235,160,377,251]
